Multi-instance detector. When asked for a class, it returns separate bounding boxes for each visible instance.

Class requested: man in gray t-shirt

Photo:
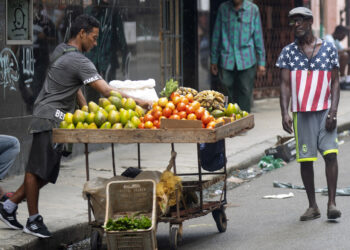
[0,14,138,238]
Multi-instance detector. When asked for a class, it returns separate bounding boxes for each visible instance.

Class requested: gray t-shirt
[29,43,102,133]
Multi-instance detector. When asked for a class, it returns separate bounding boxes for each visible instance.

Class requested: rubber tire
[169,226,179,249]
[90,229,102,250]
[212,209,227,233]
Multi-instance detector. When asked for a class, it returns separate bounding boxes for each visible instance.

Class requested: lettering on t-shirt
[55,109,65,120]
[83,75,100,84]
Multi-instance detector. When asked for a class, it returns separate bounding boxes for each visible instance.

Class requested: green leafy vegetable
[104,215,152,231]
[160,78,179,98]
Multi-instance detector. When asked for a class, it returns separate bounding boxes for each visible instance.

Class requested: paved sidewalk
[1,91,350,249]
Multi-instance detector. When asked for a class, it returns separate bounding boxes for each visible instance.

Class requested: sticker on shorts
[302,144,308,153]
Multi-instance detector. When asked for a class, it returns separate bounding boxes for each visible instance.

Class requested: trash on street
[262,192,294,199]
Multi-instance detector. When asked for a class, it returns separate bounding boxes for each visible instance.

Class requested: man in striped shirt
[277,7,341,221]
[210,0,266,112]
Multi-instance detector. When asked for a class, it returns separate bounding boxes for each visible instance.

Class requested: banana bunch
[194,90,225,111]
[176,87,198,97]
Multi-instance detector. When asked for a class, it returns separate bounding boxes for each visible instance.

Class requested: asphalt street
[156,135,350,250]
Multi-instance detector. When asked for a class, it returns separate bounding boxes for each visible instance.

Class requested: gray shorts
[293,110,338,162]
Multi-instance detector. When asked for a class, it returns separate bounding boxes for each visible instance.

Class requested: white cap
[288,7,313,18]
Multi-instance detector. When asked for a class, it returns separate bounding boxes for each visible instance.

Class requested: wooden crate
[52,114,254,144]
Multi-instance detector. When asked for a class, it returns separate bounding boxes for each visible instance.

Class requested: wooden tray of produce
[52,114,254,144]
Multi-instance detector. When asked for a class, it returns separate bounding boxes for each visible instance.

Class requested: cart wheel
[169,226,180,249]
[90,229,102,250]
[212,209,227,233]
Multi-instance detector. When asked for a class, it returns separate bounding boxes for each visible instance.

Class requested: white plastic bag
[109,79,159,105]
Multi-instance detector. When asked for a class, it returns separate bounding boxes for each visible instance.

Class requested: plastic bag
[258,155,285,171]
[109,79,158,104]
[199,139,226,171]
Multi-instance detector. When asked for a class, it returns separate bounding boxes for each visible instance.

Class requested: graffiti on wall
[0,48,20,93]
[21,47,35,87]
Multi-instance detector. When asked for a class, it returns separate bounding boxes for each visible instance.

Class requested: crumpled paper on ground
[262,192,294,199]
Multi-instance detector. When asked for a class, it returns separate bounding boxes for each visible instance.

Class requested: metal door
[160,0,183,86]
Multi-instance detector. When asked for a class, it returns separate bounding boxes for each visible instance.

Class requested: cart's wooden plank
[52,128,217,143]
[52,114,254,144]
[214,114,254,140]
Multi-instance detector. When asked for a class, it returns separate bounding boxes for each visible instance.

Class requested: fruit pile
[59,90,145,129]
[138,92,219,129]
[194,90,225,111]
[175,86,198,97]
[59,86,249,130]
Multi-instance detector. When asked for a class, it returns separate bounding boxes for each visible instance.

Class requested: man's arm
[253,6,266,77]
[77,89,87,108]
[210,6,222,76]
[326,68,340,131]
[280,68,293,134]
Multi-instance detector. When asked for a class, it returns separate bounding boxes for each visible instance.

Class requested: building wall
[0,0,162,177]
[311,0,347,46]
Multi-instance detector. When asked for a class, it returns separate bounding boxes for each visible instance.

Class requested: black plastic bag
[199,139,226,171]
[121,167,142,178]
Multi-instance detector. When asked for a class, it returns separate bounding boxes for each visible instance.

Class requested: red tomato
[170,92,180,101]
[191,101,201,111]
[166,101,176,110]
[172,96,181,105]
[206,121,216,129]
[158,97,168,108]
[177,102,186,112]
[154,106,162,112]
[144,121,153,129]
[187,113,197,120]
[138,122,145,129]
[162,107,172,118]
[153,119,160,128]
[186,105,195,114]
[180,96,189,105]
[185,93,194,103]
[201,114,212,125]
[153,110,162,120]
[195,107,205,119]
[169,114,180,120]
[144,114,155,122]
[152,102,158,110]
[178,111,187,119]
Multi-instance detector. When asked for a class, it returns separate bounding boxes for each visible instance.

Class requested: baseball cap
[288,7,313,18]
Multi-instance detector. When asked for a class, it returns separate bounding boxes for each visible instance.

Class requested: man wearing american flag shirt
[276,7,341,221]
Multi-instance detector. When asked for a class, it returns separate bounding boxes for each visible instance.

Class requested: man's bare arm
[280,68,293,134]
[77,89,87,108]
[325,68,340,131]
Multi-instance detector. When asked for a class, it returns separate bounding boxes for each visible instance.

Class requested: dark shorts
[26,131,63,184]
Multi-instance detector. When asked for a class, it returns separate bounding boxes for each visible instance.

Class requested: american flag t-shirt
[276,40,339,112]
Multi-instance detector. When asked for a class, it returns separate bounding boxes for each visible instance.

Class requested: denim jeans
[0,135,20,179]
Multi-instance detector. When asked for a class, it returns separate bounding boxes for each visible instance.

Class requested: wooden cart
[53,115,254,250]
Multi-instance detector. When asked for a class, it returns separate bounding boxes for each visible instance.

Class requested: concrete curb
[0,222,89,250]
